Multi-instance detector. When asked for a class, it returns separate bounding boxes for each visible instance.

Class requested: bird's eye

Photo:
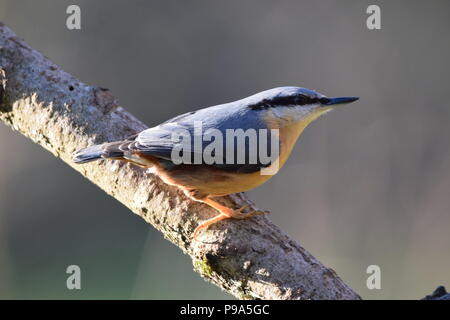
[319,98,330,105]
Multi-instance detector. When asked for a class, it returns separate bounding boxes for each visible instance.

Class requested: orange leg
[192,213,229,240]
[192,198,266,240]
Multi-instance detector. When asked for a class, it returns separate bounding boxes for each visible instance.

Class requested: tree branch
[0,23,360,300]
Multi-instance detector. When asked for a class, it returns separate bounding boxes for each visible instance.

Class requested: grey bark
[0,23,361,300]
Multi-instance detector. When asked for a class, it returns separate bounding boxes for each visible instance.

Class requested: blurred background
[0,0,449,299]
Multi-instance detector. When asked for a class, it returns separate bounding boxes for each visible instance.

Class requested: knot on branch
[94,86,118,114]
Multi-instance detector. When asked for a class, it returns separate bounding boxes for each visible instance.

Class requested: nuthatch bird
[73,87,358,238]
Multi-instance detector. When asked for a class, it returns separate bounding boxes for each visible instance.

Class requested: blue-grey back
[135,100,274,173]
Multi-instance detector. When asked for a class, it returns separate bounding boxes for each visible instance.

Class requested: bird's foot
[193,213,228,240]
[228,204,269,220]
[192,204,269,241]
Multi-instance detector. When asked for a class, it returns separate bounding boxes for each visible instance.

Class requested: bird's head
[245,87,359,128]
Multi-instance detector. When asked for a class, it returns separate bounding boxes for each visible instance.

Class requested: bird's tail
[73,144,106,163]
[72,142,126,164]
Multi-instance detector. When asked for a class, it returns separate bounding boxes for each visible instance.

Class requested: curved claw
[232,206,268,220]
[237,204,250,213]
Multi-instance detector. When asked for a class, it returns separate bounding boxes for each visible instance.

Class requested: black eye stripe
[319,97,330,105]
[248,95,321,110]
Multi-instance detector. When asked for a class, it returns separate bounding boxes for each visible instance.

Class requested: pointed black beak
[322,97,359,106]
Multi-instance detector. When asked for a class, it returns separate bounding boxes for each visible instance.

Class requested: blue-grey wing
[133,122,191,161]
[133,103,275,173]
